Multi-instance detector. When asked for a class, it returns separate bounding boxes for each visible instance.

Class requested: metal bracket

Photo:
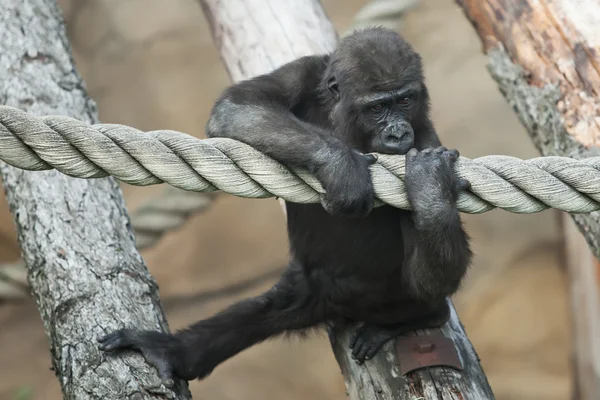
[395,333,463,375]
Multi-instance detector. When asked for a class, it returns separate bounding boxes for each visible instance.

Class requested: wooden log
[0,1,191,399]
[199,0,494,398]
[456,1,600,398]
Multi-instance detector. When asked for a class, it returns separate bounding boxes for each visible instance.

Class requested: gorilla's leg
[99,264,323,386]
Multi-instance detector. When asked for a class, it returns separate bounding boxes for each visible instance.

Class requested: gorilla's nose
[382,122,412,149]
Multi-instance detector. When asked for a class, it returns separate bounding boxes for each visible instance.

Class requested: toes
[99,330,178,387]
[354,344,372,364]
[349,324,400,365]
[98,330,134,352]
[421,147,433,155]
[350,326,377,364]
[407,148,418,158]
[365,346,380,361]
[349,329,360,349]
[351,336,378,364]
[433,146,447,154]
[141,348,175,388]
[351,335,367,363]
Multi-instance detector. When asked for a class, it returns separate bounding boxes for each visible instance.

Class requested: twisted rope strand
[1,105,599,214]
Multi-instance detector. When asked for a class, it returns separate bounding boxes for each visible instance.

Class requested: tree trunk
[0,1,191,399]
[199,0,494,398]
[457,1,600,398]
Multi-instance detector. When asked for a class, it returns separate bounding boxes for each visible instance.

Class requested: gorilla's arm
[206,55,341,169]
[347,145,472,363]
[402,147,472,302]
[206,55,376,216]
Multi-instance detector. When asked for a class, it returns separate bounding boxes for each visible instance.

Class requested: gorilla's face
[353,84,420,155]
[325,28,428,155]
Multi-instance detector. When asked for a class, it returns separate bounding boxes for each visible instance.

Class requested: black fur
[98,27,472,386]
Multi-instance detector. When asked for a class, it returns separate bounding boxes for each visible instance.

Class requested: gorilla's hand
[404,146,469,220]
[316,149,377,218]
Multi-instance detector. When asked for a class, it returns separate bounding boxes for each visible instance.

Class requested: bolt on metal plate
[395,333,463,375]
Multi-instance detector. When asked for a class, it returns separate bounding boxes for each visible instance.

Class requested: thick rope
[0,1,416,300]
[2,105,600,214]
[131,187,217,249]
[0,261,27,299]
[128,0,415,255]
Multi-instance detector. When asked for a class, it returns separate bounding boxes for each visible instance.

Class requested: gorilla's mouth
[385,135,402,146]
[371,134,414,155]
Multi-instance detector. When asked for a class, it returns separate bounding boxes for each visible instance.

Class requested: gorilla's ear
[327,76,340,101]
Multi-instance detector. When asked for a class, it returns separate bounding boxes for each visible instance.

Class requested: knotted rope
[2,105,600,214]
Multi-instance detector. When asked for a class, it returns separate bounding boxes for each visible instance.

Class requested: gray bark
[199,0,494,398]
[457,0,600,257]
[486,49,600,254]
[0,1,191,399]
[486,42,600,400]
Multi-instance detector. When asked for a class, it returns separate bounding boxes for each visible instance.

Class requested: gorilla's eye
[399,97,412,105]
[371,103,384,112]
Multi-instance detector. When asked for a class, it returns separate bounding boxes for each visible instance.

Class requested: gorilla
[99,26,471,386]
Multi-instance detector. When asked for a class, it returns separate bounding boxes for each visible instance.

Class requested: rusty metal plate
[395,333,462,375]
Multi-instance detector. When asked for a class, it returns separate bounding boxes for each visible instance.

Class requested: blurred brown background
[0,0,572,399]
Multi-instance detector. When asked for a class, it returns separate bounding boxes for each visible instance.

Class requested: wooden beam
[199,1,494,398]
[457,1,600,398]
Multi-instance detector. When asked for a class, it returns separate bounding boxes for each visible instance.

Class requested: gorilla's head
[322,27,430,155]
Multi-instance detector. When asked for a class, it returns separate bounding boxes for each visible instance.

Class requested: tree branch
[0,1,191,398]
[456,0,600,397]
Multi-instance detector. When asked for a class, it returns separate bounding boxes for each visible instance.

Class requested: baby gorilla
[99,27,471,386]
